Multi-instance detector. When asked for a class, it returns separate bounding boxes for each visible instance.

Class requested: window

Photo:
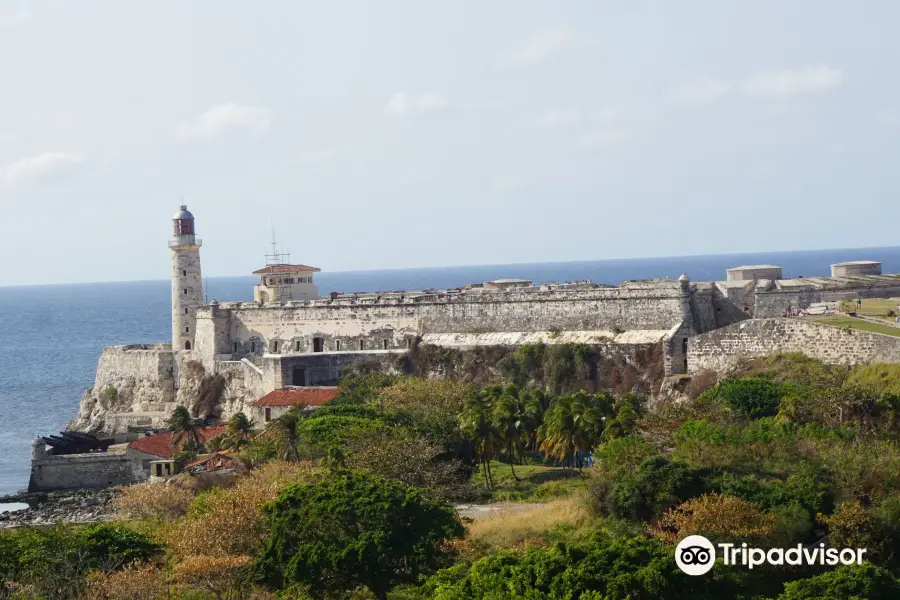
[233,342,238,353]
[295,340,301,351]
[383,339,389,350]
[183,288,188,295]
[335,340,341,351]
[359,340,364,350]
[182,269,186,276]
[313,337,324,352]
[184,341,191,350]
[265,407,271,422]
[406,337,412,349]
[251,341,256,353]
[184,308,189,315]
[273,341,279,353]
[184,326,190,333]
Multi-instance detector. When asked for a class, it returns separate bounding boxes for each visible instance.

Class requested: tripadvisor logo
[675,535,867,576]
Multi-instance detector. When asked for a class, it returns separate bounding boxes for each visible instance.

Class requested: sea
[2,245,900,496]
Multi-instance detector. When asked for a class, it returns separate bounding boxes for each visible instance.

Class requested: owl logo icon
[676,535,715,575]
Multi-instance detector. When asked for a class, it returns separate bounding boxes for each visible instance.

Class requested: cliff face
[69,345,260,435]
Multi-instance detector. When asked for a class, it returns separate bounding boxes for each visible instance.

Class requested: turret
[169,205,203,350]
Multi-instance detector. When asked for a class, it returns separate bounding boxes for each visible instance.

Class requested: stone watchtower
[169,205,203,350]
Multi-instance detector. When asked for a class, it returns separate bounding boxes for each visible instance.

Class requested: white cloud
[503,27,581,67]
[491,175,528,193]
[534,109,580,128]
[298,147,338,162]
[742,66,843,97]
[0,9,31,26]
[576,128,635,149]
[0,133,16,143]
[1,152,84,187]
[177,103,272,141]
[384,92,451,117]
[670,66,843,106]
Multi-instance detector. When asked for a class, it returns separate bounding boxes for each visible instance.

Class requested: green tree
[460,392,500,488]
[255,470,464,600]
[268,409,302,461]
[777,564,900,600]
[490,385,529,480]
[539,391,609,472]
[167,405,201,450]
[224,411,254,450]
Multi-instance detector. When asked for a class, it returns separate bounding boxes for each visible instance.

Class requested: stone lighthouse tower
[169,205,203,350]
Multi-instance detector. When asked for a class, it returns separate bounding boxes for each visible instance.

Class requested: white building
[253,264,320,304]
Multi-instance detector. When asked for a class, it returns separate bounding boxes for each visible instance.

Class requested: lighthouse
[169,205,203,350]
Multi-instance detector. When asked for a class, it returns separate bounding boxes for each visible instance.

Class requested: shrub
[698,377,784,419]
[0,523,161,600]
[777,564,900,600]
[86,562,169,600]
[844,363,900,397]
[345,428,475,503]
[414,535,715,600]
[163,460,314,559]
[113,481,196,520]
[255,470,464,600]
[605,456,710,522]
[822,501,898,566]
[652,492,775,545]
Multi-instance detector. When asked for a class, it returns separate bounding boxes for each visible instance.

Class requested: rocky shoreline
[0,487,120,528]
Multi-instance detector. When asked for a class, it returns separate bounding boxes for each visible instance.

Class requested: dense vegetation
[4,348,900,599]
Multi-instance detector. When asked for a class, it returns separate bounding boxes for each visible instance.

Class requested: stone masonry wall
[687,318,900,372]
[70,345,177,433]
[30,446,135,492]
[753,282,900,318]
[196,283,701,359]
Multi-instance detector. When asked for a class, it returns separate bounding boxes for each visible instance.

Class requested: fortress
[67,206,900,436]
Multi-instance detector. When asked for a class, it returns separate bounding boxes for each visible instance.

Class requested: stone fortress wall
[193,278,703,367]
[688,318,900,372]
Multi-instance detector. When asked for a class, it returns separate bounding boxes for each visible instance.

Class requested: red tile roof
[254,387,339,407]
[253,264,321,275]
[127,425,227,459]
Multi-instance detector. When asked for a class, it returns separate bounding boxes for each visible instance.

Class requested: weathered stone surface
[687,318,900,372]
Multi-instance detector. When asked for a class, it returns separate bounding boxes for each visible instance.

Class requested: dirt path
[454,501,547,520]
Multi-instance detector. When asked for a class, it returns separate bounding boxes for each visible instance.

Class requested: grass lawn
[472,457,588,502]
[838,297,900,317]
[809,315,900,338]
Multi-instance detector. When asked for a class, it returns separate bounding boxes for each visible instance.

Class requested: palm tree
[539,392,608,473]
[492,386,528,480]
[224,411,254,450]
[522,389,549,451]
[268,409,302,461]
[167,405,201,451]
[459,392,499,488]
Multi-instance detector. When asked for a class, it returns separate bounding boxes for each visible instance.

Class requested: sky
[0,1,899,286]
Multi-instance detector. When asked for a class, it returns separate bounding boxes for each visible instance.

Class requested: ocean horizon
[3,244,900,495]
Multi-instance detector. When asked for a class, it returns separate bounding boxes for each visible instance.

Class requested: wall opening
[292,368,306,386]
[251,341,256,353]
[406,337,412,349]
[184,341,191,350]
[313,337,324,352]
[681,338,688,373]
[335,340,341,352]
[233,342,238,353]
[182,269,186,276]
[359,340,364,350]
[183,288,187,295]
[273,341,279,353]
[184,308,189,315]
[265,407,271,422]
[383,339,389,350]
[295,340,301,352]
